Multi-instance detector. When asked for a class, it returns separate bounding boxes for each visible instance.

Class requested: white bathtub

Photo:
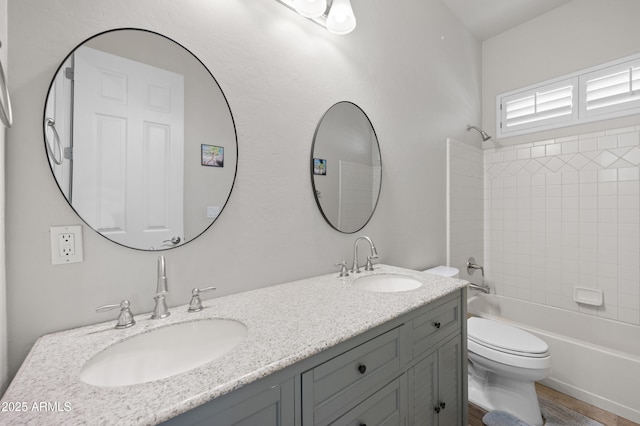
[467,294,640,423]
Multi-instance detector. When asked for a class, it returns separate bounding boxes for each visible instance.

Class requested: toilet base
[468,363,545,426]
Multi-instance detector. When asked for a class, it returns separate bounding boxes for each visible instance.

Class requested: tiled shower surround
[484,127,640,325]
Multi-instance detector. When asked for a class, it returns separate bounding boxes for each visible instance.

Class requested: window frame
[496,52,640,139]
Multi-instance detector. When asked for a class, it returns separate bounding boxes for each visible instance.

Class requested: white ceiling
[441,0,573,41]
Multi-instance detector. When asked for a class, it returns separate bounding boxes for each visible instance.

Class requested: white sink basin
[353,274,422,293]
[80,319,248,387]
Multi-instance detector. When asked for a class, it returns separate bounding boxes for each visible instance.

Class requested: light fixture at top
[276,0,357,35]
[326,0,356,35]
[294,0,327,18]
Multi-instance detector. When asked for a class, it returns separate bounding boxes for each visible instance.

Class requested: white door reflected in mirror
[44,29,238,251]
[72,46,185,249]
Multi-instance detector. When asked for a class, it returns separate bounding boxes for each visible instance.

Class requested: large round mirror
[44,29,237,251]
[310,101,382,233]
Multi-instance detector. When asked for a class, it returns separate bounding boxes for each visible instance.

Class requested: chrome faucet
[351,236,379,273]
[151,255,170,319]
[469,282,491,294]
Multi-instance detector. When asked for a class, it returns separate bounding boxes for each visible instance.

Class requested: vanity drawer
[410,296,461,360]
[302,327,402,426]
[329,375,405,426]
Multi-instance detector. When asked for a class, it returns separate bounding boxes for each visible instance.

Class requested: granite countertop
[0,264,467,425]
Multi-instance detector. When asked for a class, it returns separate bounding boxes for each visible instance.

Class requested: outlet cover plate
[50,225,84,265]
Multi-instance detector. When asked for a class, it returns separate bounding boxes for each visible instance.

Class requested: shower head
[466,125,492,141]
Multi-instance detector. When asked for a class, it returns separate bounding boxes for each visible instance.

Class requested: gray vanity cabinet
[301,326,404,425]
[328,375,406,426]
[436,337,463,425]
[407,337,463,425]
[208,381,294,426]
[163,377,297,426]
[406,293,466,426]
[164,289,466,426]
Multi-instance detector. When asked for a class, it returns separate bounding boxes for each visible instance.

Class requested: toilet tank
[424,266,459,278]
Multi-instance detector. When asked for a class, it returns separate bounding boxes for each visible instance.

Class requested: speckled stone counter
[0,265,467,425]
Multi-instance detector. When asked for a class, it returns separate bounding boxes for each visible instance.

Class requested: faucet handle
[334,261,349,277]
[188,286,217,312]
[365,256,375,271]
[96,300,135,329]
[466,257,485,277]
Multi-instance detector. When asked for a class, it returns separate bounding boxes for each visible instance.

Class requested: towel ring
[45,117,63,165]
[0,58,12,128]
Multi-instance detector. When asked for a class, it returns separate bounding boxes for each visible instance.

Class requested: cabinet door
[204,386,283,426]
[407,352,437,426]
[164,379,296,426]
[436,337,462,426]
[408,336,462,426]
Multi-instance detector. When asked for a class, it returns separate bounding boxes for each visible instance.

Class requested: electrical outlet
[59,233,75,257]
[50,225,83,265]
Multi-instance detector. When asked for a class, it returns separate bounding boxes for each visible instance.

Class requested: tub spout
[469,282,490,294]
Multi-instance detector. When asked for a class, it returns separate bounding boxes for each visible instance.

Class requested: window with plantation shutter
[496,52,640,139]
[501,80,576,134]
[581,58,640,117]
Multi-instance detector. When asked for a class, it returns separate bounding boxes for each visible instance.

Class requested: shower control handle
[440,401,446,410]
[434,406,441,414]
[467,256,485,277]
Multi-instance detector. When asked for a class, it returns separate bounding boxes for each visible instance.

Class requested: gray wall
[6,0,481,378]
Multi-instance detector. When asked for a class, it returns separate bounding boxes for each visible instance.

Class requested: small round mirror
[310,101,382,233]
[43,29,237,250]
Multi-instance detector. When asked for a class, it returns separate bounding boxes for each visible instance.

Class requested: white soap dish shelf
[573,287,603,306]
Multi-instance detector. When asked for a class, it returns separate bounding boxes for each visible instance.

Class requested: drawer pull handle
[357,364,367,374]
[440,401,446,410]
[434,406,441,413]
[434,321,441,329]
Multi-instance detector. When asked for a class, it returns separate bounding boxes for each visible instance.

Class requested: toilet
[425,266,551,426]
[467,317,551,425]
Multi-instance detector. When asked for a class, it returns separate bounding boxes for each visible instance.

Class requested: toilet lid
[468,317,549,357]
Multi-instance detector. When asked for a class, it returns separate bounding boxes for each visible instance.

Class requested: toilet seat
[468,317,551,369]
[468,317,549,356]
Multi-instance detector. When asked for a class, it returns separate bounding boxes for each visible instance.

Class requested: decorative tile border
[485,133,640,179]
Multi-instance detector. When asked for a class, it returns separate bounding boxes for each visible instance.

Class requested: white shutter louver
[500,79,576,135]
[583,59,640,116]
